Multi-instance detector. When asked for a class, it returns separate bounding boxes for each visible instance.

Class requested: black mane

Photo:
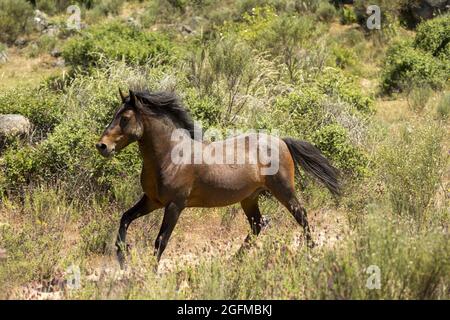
[125,90,199,139]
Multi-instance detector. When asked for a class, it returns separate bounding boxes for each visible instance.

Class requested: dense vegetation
[0,0,448,299]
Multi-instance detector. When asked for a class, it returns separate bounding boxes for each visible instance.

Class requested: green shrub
[0,87,63,134]
[79,209,118,254]
[315,212,449,299]
[62,21,175,69]
[331,45,357,69]
[90,0,124,16]
[272,88,369,177]
[189,35,268,125]
[317,68,374,114]
[267,14,320,82]
[0,187,71,288]
[312,124,368,177]
[0,0,33,44]
[406,84,433,112]
[184,89,221,129]
[26,35,59,58]
[340,5,357,24]
[382,41,448,94]
[414,14,450,61]
[436,92,450,120]
[220,8,321,83]
[379,123,445,221]
[316,0,337,22]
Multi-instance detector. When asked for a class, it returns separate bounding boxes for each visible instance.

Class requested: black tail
[283,138,341,196]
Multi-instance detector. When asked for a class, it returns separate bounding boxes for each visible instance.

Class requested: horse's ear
[118,87,126,103]
[129,90,141,109]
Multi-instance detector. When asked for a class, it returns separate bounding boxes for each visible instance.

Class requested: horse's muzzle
[96,142,115,158]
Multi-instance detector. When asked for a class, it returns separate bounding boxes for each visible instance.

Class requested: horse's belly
[187,182,262,207]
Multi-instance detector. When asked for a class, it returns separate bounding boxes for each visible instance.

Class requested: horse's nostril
[96,143,107,151]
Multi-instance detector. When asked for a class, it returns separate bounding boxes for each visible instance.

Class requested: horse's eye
[120,116,129,128]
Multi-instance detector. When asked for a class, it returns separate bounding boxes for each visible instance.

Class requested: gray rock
[126,17,140,28]
[52,57,65,68]
[14,37,27,48]
[0,114,31,138]
[180,24,194,34]
[0,50,8,64]
[50,48,61,57]
[43,25,60,37]
[33,9,49,32]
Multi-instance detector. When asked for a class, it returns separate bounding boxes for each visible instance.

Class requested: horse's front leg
[116,194,159,269]
[154,201,185,262]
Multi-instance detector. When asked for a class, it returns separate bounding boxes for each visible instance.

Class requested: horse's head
[96,89,144,158]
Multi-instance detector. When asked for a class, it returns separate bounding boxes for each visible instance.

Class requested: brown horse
[96,89,340,267]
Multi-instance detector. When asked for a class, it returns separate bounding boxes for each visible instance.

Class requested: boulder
[0,50,8,64]
[43,25,60,37]
[14,37,28,48]
[33,9,49,32]
[50,48,61,58]
[52,57,65,68]
[0,114,31,138]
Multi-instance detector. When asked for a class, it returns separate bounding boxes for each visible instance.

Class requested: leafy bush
[381,41,448,94]
[316,68,374,114]
[272,87,369,177]
[0,87,63,134]
[189,35,278,125]
[62,21,175,69]
[221,8,322,83]
[340,5,357,24]
[414,14,450,61]
[79,208,118,254]
[436,92,450,120]
[379,123,445,221]
[90,0,124,16]
[0,0,33,44]
[316,0,337,22]
[406,84,433,112]
[26,34,59,58]
[331,45,357,69]
[267,14,320,82]
[1,109,141,195]
[184,89,221,129]
[315,212,449,299]
[0,187,70,288]
[312,123,368,177]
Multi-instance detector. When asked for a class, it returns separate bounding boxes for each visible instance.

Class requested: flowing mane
[124,90,199,139]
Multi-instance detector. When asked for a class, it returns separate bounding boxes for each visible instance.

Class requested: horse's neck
[138,117,186,173]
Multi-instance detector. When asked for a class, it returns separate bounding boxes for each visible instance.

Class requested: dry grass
[0,48,64,91]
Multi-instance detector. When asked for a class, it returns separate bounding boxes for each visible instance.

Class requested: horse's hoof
[307,240,316,249]
[261,215,271,230]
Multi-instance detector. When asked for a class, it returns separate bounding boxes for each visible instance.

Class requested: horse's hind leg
[116,194,160,269]
[241,194,263,238]
[266,177,314,248]
[235,193,264,256]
